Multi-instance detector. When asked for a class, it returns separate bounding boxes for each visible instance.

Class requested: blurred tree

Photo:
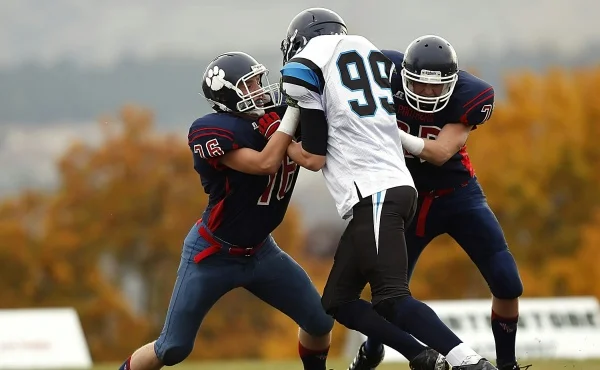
[49,106,206,328]
[0,184,150,361]
[0,191,46,306]
[539,208,600,298]
[26,105,310,360]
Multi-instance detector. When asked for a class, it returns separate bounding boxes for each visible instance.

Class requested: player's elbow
[428,149,454,166]
[303,155,326,172]
[425,141,460,166]
[298,146,326,171]
[257,160,282,175]
[256,150,286,175]
[304,162,323,172]
[429,154,451,166]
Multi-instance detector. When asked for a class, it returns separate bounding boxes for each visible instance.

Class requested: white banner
[0,308,92,369]
[343,296,600,362]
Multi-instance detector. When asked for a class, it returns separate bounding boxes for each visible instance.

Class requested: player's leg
[446,183,523,369]
[320,216,430,363]
[118,223,238,370]
[362,198,442,364]
[405,197,447,280]
[244,236,333,370]
[354,186,493,369]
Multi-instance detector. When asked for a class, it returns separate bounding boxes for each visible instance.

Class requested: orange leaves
[561,209,600,298]
[0,191,46,307]
[469,66,600,248]
[410,235,489,300]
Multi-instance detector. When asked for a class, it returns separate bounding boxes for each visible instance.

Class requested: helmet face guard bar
[401,68,458,113]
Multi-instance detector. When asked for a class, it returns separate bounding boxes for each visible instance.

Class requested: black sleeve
[300,107,328,156]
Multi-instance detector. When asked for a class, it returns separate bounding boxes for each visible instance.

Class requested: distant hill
[1,45,599,127]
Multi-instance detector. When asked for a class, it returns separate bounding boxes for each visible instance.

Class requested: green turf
[89,358,600,370]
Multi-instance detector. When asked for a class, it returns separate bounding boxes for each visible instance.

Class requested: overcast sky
[1,0,599,68]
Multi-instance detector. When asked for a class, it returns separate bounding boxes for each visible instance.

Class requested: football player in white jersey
[279,8,497,370]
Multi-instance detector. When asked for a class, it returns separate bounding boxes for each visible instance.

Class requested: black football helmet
[201,52,281,115]
[401,35,459,113]
[280,8,347,64]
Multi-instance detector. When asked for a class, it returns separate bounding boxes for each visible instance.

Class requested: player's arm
[219,109,300,175]
[286,106,327,171]
[281,61,327,171]
[400,124,472,166]
[401,87,495,166]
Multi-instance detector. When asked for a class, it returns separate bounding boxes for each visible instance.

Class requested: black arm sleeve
[300,108,328,156]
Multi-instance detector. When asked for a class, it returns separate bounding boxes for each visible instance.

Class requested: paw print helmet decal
[201,52,282,115]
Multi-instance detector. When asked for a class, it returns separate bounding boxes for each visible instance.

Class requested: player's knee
[372,296,411,322]
[320,294,338,318]
[303,310,335,337]
[157,343,194,366]
[372,298,396,321]
[325,300,365,331]
[487,250,524,299]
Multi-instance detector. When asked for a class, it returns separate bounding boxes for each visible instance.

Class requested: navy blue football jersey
[382,49,495,191]
[187,106,299,246]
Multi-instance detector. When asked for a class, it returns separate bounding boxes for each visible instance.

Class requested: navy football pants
[153,222,334,365]
[363,178,523,356]
[407,177,523,299]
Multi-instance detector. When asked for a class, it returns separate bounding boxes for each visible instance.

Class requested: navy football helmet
[401,35,459,113]
[280,8,347,64]
[201,52,281,115]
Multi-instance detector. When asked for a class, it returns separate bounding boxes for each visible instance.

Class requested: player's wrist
[276,106,300,136]
[399,130,425,155]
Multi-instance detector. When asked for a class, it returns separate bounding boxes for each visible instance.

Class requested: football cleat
[498,364,531,370]
[409,347,449,370]
[452,358,498,370]
[347,341,384,370]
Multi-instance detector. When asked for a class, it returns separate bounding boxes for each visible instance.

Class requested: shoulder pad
[452,71,495,125]
[381,49,405,96]
[295,35,344,69]
[188,114,239,159]
[281,56,325,94]
[381,49,405,68]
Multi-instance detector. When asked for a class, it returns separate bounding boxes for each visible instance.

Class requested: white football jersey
[281,35,415,219]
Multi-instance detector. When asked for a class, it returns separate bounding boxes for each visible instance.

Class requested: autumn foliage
[1,66,600,361]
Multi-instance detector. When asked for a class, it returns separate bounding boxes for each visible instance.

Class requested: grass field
[88,358,600,370]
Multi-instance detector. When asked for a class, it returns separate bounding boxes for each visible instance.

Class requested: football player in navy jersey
[349,36,527,370]
[118,51,334,370]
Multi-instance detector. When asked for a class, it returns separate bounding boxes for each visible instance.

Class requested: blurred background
[1,0,600,368]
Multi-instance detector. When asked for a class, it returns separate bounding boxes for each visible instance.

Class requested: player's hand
[257,112,281,140]
[285,95,300,108]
